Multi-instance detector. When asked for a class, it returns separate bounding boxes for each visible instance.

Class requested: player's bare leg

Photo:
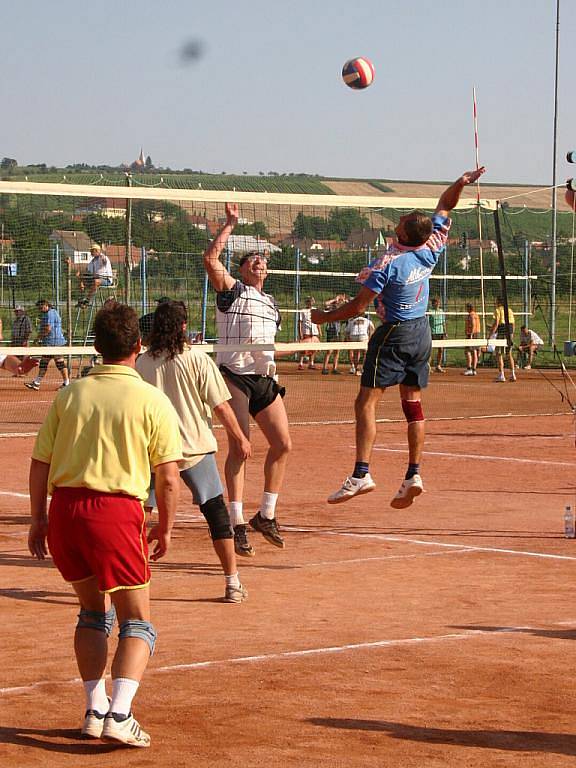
[391,384,425,509]
[223,381,254,555]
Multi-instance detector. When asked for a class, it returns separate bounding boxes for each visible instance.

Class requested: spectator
[11,305,32,347]
[345,313,375,375]
[490,296,516,382]
[321,295,347,375]
[518,325,544,369]
[463,302,481,376]
[139,297,172,347]
[76,244,114,306]
[428,296,446,372]
[298,296,320,370]
[24,299,70,391]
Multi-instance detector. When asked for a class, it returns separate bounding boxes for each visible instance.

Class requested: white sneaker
[495,373,506,382]
[356,367,363,376]
[81,708,107,739]
[390,474,424,509]
[509,373,517,382]
[224,583,248,603]
[524,364,532,370]
[349,366,356,374]
[463,369,474,376]
[102,712,150,747]
[328,474,376,504]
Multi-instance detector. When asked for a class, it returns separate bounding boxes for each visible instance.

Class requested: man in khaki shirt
[136,300,251,603]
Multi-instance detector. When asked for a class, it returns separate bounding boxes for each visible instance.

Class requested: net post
[493,203,513,349]
[201,271,209,341]
[66,255,73,369]
[294,247,301,341]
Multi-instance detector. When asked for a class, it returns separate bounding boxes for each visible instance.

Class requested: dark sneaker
[234,524,255,557]
[24,381,40,391]
[249,512,285,549]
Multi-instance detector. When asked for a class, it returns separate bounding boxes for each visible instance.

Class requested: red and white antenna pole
[473,86,486,336]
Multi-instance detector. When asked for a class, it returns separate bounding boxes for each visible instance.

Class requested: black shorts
[220,366,286,417]
[361,316,431,390]
[496,324,514,350]
[431,333,446,341]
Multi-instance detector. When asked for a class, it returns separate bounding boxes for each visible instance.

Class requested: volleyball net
[1,178,576,430]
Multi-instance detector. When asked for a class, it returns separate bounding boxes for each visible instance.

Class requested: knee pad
[401,399,424,423]
[119,619,157,655]
[77,605,117,637]
[55,358,66,371]
[201,495,233,540]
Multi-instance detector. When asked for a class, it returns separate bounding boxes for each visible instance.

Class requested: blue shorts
[361,316,431,389]
[147,453,223,508]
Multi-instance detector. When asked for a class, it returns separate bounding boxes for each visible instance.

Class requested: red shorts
[47,487,150,593]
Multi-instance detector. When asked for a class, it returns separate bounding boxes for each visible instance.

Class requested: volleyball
[341,57,375,90]
[566,182,576,212]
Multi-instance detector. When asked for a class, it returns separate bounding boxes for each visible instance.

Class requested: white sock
[110,677,140,717]
[83,678,109,714]
[229,501,244,527]
[225,572,241,588]
[260,491,278,520]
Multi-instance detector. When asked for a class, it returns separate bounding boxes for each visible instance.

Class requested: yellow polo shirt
[32,364,182,500]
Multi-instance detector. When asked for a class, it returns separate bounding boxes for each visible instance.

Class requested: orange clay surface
[1,368,576,766]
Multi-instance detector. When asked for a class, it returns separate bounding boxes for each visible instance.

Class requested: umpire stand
[73,271,118,377]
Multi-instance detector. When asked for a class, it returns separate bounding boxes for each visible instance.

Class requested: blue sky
[1,0,574,184]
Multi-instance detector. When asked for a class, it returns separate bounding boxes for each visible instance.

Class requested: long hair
[147,301,188,360]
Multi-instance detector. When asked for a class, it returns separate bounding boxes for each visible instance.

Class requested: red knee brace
[401,399,424,423]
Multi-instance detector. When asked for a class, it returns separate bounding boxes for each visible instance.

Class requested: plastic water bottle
[564,505,575,538]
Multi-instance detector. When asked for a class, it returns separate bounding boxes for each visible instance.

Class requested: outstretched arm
[203,202,238,292]
[435,167,486,216]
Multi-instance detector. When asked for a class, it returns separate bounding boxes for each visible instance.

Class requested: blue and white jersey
[41,308,66,346]
[356,214,451,322]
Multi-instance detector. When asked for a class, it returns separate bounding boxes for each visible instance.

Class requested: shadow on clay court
[283,524,561,540]
[0,587,75,606]
[451,624,576,641]
[0,725,119,753]
[0,515,30,526]
[0,553,53,569]
[307,719,576,756]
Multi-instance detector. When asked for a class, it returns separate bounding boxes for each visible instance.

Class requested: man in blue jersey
[311,167,485,509]
[24,299,70,391]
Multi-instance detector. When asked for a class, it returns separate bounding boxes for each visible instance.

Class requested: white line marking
[285,527,576,562]
[0,491,29,499]
[304,548,474,567]
[2,623,572,696]
[0,432,37,438]
[371,446,576,467]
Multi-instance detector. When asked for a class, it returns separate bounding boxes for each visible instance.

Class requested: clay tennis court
[1,367,576,766]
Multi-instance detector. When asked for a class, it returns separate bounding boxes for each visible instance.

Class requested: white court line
[284,527,576,563]
[304,548,474,567]
[0,432,37,438]
[0,491,29,499]
[370,446,576,467]
[1,623,572,696]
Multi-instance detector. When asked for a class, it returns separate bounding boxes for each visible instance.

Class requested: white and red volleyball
[341,57,375,90]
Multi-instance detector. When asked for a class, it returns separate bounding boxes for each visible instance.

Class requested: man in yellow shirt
[28,303,182,748]
[136,300,252,602]
[489,296,516,382]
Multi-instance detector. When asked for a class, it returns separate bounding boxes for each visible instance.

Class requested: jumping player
[312,167,486,508]
[28,303,182,747]
[203,202,291,557]
[137,300,252,602]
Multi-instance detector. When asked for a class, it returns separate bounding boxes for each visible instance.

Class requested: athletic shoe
[101,712,150,748]
[298,364,305,370]
[249,512,285,548]
[356,368,362,376]
[472,369,478,375]
[224,583,248,603]
[327,474,376,504]
[24,381,40,390]
[308,364,317,370]
[463,369,474,376]
[509,373,517,382]
[59,381,70,390]
[434,366,446,373]
[524,364,532,370]
[349,366,356,374]
[81,708,107,739]
[495,373,506,382]
[321,369,329,375]
[331,369,342,375]
[390,474,424,509]
[233,524,255,557]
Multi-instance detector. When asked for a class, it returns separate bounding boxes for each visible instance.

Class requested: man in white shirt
[77,244,115,305]
[344,313,375,375]
[518,325,544,369]
[298,296,321,370]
